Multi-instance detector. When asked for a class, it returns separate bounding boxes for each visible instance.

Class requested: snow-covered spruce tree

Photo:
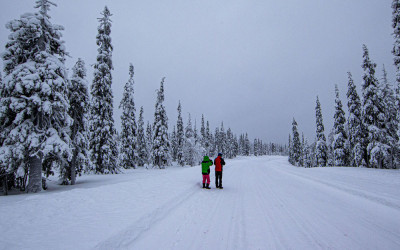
[394,71,400,169]
[119,64,137,169]
[333,85,349,166]
[195,121,205,161]
[393,0,400,168]
[206,121,214,156]
[361,45,390,168]
[291,118,301,166]
[244,133,250,156]
[262,140,266,155]
[0,0,72,192]
[145,122,153,166]
[393,0,400,74]
[233,134,239,157]
[183,114,196,166]
[170,126,177,161]
[302,137,312,167]
[201,116,214,157]
[299,133,305,166]
[64,58,89,185]
[176,101,185,166]
[193,120,199,145]
[259,139,264,156]
[89,6,119,174]
[200,115,206,152]
[219,122,227,155]
[152,77,170,168]
[214,127,220,154]
[396,79,400,168]
[239,134,245,156]
[288,134,293,164]
[327,128,334,167]
[346,72,366,167]
[381,66,398,168]
[136,107,147,167]
[315,96,327,167]
[226,128,234,158]
[254,139,258,156]
[381,66,397,138]
[269,142,274,155]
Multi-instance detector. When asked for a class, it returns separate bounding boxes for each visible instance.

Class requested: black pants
[215,171,223,187]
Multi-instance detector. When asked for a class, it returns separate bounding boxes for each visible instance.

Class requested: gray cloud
[0,0,395,144]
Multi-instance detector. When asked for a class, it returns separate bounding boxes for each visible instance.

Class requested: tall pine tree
[346,72,365,167]
[393,0,400,168]
[226,128,234,158]
[119,64,137,169]
[206,121,214,156]
[183,113,196,166]
[302,137,312,167]
[291,118,301,165]
[361,45,389,168]
[315,96,327,167]
[396,76,400,167]
[0,0,72,192]
[288,134,293,164]
[244,133,250,156]
[215,127,221,154]
[176,101,185,166]
[65,58,89,185]
[333,85,348,166]
[89,6,119,174]
[393,0,400,73]
[145,122,153,166]
[219,122,227,155]
[170,126,178,161]
[136,107,147,167]
[200,115,206,152]
[381,66,398,168]
[152,77,170,168]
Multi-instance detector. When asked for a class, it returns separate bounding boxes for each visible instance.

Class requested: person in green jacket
[201,156,213,189]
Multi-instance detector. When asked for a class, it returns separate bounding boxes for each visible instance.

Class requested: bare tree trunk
[27,155,42,193]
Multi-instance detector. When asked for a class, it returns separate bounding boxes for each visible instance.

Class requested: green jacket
[201,156,213,175]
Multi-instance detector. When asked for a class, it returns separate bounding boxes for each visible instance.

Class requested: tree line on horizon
[288,1,400,169]
[0,0,285,194]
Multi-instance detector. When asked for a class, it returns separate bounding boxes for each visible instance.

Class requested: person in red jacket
[214,153,226,189]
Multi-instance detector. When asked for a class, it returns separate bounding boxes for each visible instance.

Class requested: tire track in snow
[169,183,227,250]
[223,166,246,250]
[249,157,364,248]
[181,161,248,250]
[273,166,400,211]
[264,158,400,248]
[255,169,330,249]
[248,162,328,249]
[94,184,199,250]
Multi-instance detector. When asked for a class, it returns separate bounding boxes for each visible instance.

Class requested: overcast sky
[0,0,395,145]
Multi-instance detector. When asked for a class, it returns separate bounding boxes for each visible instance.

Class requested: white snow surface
[1,156,400,250]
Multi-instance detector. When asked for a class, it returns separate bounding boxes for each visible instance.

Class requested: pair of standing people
[201,153,226,189]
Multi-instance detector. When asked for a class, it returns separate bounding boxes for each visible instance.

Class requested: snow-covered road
[1,156,400,250]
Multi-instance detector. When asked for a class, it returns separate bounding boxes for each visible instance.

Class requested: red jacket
[214,156,225,171]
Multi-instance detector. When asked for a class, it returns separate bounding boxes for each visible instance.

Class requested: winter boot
[202,183,205,188]
[205,183,211,189]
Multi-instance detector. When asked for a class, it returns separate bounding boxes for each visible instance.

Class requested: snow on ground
[1,156,400,250]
